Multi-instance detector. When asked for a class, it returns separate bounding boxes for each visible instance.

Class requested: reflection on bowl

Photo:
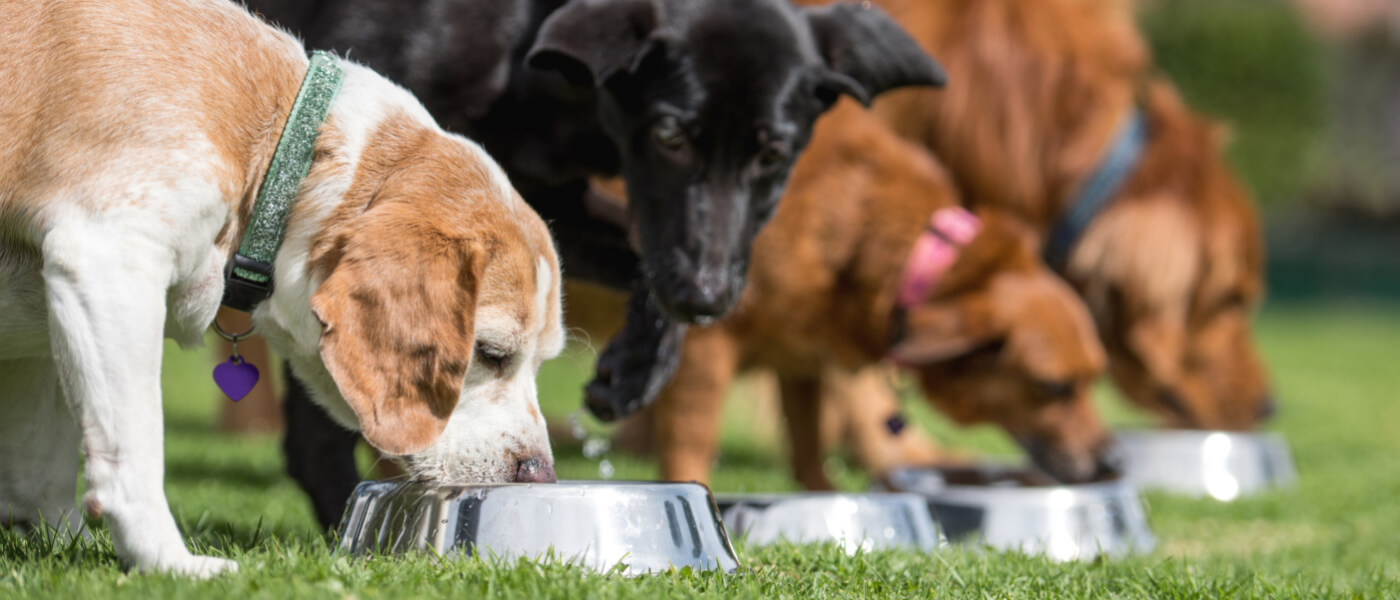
[337,480,740,575]
[885,466,1156,562]
[1115,430,1298,500]
[714,493,945,554]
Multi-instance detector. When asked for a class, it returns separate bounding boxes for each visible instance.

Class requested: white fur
[0,54,561,577]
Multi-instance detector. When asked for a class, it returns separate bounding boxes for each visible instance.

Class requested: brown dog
[644,101,1114,488]
[847,0,1273,430]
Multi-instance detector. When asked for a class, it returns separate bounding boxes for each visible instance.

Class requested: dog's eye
[756,146,787,170]
[474,342,512,374]
[1034,379,1076,399]
[651,116,686,150]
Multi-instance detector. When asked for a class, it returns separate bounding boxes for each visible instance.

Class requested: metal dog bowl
[337,481,740,575]
[885,466,1156,561]
[1116,430,1298,500]
[714,493,945,554]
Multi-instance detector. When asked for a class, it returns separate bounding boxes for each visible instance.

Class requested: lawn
[2,303,1398,599]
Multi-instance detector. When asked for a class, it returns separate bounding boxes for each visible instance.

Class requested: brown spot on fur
[0,0,305,258]
[82,496,103,519]
[308,113,557,456]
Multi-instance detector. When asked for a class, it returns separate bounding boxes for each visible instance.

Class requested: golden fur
[645,102,1112,486]
[821,0,1272,429]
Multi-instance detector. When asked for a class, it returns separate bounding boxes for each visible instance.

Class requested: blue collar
[1043,109,1149,271]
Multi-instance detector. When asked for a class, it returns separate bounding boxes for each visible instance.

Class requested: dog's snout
[667,269,735,319]
[1022,435,1119,484]
[1256,395,1278,422]
[513,457,557,483]
[1094,438,1126,481]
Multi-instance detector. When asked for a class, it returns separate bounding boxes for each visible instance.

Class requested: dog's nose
[513,457,556,483]
[663,265,738,320]
[1093,438,1126,481]
[1255,395,1278,422]
[667,285,730,320]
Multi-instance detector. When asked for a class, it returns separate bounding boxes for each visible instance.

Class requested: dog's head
[1071,82,1272,431]
[527,0,945,321]
[889,214,1115,483]
[262,105,565,485]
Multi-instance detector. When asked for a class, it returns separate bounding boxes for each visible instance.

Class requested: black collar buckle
[221,253,275,313]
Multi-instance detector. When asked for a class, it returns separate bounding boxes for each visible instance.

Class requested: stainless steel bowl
[337,481,740,575]
[885,466,1156,561]
[714,493,945,554]
[1115,430,1298,500]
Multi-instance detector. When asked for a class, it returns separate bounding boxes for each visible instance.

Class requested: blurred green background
[1142,0,1400,302]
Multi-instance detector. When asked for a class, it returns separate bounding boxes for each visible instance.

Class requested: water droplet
[598,459,615,480]
[583,438,612,459]
[568,410,588,440]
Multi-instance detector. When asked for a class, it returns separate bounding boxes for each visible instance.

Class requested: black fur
[528,0,945,318]
[243,0,943,530]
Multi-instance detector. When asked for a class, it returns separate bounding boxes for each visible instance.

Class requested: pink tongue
[213,357,260,401]
[933,208,982,244]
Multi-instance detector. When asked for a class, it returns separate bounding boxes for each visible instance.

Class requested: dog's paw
[585,322,686,422]
[147,554,240,579]
[584,286,688,421]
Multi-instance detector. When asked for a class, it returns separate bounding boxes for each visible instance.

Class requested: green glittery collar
[221,50,344,313]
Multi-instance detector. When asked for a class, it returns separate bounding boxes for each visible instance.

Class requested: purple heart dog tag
[213,356,260,402]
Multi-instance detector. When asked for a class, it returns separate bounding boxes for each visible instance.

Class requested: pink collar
[896,207,982,309]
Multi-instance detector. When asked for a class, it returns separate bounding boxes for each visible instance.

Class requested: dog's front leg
[584,281,687,421]
[42,226,236,577]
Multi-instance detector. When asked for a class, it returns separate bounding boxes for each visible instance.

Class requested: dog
[247,0,947,529]
[825,0,1274,430]
[646,102,1116,488]
[248,0,947,321]
[566,189,949,481]
[0,0,563,576]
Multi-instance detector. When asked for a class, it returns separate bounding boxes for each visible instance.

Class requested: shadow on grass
[163,457,288,491]
[1,517,328,568]
[179,514,329,555]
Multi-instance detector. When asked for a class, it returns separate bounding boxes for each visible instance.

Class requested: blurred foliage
[1140,0,1328,208]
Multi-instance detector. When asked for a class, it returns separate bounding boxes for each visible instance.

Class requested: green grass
[3,304,1400,598]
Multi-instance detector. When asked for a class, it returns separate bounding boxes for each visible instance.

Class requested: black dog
[246,0,944,529]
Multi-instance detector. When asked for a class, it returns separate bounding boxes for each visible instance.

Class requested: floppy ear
[310,231,481,456]
[1125,308,1186,386]
[526,0,660,87]
[803,2,947,106]
[888,298,996,365]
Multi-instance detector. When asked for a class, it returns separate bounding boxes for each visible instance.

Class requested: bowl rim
[713,491,934,506]
[1112,429,1290,446]
[886,466,1142,505]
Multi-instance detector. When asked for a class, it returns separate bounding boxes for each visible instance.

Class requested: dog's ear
[527,0,661,87]
[310,219,481,456]
[888,298,996,365]
[1002,278,1108,384]
[803,2,947,106]
[1125,309,1186,388]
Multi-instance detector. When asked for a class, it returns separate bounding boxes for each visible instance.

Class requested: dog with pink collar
[640,101,1117,489]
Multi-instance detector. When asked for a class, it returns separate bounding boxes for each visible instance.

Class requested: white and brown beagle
[0,0,563,577]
